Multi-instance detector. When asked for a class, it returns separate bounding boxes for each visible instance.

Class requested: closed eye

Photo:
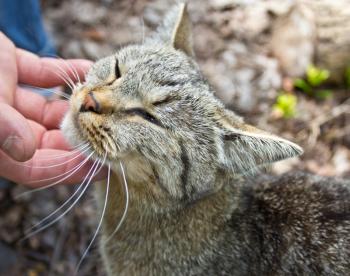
[123,108,163,127]
[107,58,121,85]
[152,95,178,106]
[115,58,121,79]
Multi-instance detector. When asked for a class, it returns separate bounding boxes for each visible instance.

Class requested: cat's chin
[60,113,85,149]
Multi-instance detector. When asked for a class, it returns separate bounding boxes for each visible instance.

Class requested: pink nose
[80,92,101,114]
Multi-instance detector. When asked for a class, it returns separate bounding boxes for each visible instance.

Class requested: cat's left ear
[170,3,194,57]
[218,110,303,174]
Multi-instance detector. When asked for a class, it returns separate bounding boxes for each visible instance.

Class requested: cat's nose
[80,92,101,114]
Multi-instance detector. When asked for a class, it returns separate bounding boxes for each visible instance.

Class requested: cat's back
[234,172,350,275]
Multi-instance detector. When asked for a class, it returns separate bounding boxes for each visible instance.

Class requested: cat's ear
[219,110,303,174]
[170,3,194,56]
[152,3,194,57]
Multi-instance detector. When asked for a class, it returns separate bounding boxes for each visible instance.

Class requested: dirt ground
[1,0,349,275]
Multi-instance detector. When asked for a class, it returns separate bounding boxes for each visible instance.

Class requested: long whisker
[28,159,100,231]
[103,161,129,244]
[16,152,94,198]
[71,142,89,150]
[45,65,75,91]
[21,158,103,241]
[50,62,76,89]
[44,53,81,85]
[19,146,91,169]
[65,59,81,85]
[141,17,145,44]
[26,148,91,184]
[49,67,74,90]
[21,84,71,100]
[74,154,109,274]
[58,57,80,86]
[32,144,90,161]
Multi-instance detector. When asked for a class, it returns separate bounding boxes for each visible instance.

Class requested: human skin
[0,32,104,187]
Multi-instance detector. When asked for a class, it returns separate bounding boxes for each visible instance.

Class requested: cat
[61,3,350,275]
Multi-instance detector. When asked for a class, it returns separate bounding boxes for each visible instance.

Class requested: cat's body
[97,172,350,275]
[61,3,350,275]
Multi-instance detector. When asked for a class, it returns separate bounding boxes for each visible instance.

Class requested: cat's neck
[95,170,243,275]
[96,164,242,237]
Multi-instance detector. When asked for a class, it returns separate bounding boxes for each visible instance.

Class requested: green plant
[345,65,350,89]
[294,64,332,100]
[273,92,297,119]
[306,64,330,86]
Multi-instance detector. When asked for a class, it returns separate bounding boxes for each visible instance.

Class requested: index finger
[0,149,107,187]
[16,48,92,88]
[15,87,69,129]
[0,32,17,104]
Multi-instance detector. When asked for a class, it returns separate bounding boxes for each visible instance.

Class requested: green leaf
[273,92,297,119]
[345,66,350,88]
[306,64,330,87]
[316,89,332,100]
[294,78,312,94]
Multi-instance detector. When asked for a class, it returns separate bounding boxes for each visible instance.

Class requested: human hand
[0,32,102,187]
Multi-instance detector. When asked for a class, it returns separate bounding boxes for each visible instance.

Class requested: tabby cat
[61,3,350,275]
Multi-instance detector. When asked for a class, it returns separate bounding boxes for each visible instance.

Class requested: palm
[0,33,104,187]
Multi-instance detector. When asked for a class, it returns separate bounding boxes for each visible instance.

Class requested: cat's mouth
[61,109,112,161]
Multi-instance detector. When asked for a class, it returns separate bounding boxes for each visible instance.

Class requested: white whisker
[16,152,94,199]
[74,154,109,274]
[19,146,91,169]
[103,161,129,244]
[45,65,75,90]
[141,17,145,44]
[71,142,89,150]
[45,53,82,85]
[32,144,90,161]
[51,62,76,89]
[21,158,103,241]
[22,84,71,100]
[26,148,91,184]
[28,159,100,231]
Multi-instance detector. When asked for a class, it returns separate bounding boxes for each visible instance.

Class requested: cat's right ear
[152,3,194,57]
[170,3,194,57]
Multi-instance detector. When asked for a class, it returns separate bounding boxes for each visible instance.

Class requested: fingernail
[1,135,25,161]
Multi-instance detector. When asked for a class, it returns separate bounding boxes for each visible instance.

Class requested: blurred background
[0,0,349,275]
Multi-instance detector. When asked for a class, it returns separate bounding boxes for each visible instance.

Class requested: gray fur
[61,3,350,275]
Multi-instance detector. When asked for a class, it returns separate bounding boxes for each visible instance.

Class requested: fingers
[40,129,71,151]
[0,103,36,161]
[0,32,17,104]
[15,87,69,129]
[16,48,93,88]
[0,149,107,187]
[27,119,71,151]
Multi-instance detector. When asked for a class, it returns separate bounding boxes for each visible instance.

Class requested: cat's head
[62,3,302,206]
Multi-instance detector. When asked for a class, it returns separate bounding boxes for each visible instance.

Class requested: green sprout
[294,64,332,100]
[273,92,297,119]
[345,65,350,89]
[306,64,330,87]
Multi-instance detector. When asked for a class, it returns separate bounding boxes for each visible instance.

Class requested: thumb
[0,103,36,161]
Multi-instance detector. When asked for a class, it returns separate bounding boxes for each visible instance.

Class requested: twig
[308,99,350,146]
